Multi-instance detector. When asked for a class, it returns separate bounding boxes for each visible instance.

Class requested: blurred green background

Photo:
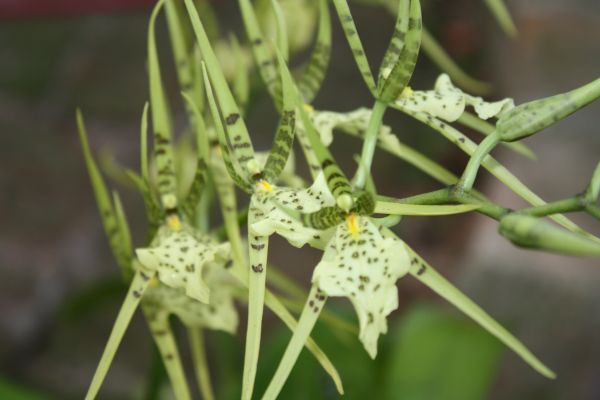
[1,0,600,398]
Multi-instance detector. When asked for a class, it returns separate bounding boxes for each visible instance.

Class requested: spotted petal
[143,261,238,334]
[250,172,336,248]
[136,224,230,303]
[312,216,410,358]
[395,74,514,122]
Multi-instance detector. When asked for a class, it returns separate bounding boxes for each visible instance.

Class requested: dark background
[1,0,600,398]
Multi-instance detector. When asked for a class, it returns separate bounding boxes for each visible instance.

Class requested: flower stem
[456,131,501,193]
[354,100,387,189]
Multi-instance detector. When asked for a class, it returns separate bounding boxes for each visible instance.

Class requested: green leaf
[298,0,332,103]
[0,377,48,400]
[382,302,503,400]
[331,0,377,95]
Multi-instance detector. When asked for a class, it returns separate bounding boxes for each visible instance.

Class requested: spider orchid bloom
[262,211,557,399]
[142,256,239,335]
[394,73,515,122]
[136,220,230,303]
[249,171,336,249]
[312,214,410,358]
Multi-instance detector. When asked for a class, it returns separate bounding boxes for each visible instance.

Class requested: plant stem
[457,131,501,193]
[354,100,387,189]
[518,197,585,217]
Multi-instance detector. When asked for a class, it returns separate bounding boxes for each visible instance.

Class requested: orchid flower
[78,2,243,399]
[255,55,555,399]
[183,1,350,397]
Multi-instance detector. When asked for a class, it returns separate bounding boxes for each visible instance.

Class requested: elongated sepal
[85,269,154,400]
[499,214,600,257]
[140,102,150,181]
[261,286,326,400]
[229,34,250,112]
[143,307,192,400]
[239,0,282,108]
[149,0,178,208]
[202,64,253,192]
[186,0,257,176]
[377,0,422,103]
[188,328,215,400]
[497,77,600,142]
[241,229,269,400]
[298,0,332,103]
[181,158,207,220]
[263,48,296,182]
[297,104,353,204]
[126,170,163,238]
[77,111,131,274]
[400,237,556,379]
[331,0,377,95]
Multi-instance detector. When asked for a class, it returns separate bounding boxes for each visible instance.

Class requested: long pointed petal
[186,0,257,176]
[202,65,253,192]
[400,239,555,379]
[77,111,130,274]
[188,328,215,400]
[377,0,422,103]
[85,270,154,400]
[263,48,296,182]
[239,0,282,106]
[298,0,332,103]
[262,286,326,400]
[143,308,192,400]
[331,0,376,94]
[241,224,270,400]
[148,0,178,208]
